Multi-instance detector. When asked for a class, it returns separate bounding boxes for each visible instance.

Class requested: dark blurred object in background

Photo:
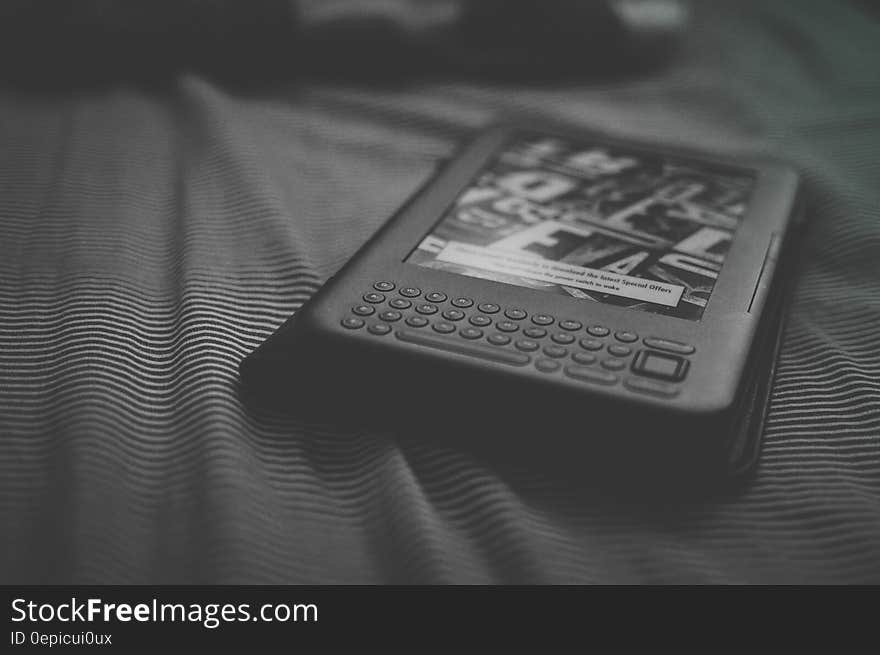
[0,0,688,86]
[297,0,689,80]
[0,0,293,84]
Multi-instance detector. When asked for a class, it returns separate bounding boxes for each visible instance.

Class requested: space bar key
[395,330,531,366]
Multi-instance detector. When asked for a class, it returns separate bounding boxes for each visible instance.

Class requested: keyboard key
[615,330,639,343]
[352,304,375,316]
[642,337,696,355]
[396,330,530,366]
[515,339,540,352]
[460,327,484,340]
[368,323,391,336]
[389,298,412,310]
[565,365,618,386]
[535,358,561,373]
[341,317,365,330]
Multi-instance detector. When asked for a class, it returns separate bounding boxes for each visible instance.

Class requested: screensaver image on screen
[406,133,755,321]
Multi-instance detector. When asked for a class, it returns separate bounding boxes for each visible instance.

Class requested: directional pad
[632,350,689,382]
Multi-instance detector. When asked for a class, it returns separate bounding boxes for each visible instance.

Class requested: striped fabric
[2,0,879,583]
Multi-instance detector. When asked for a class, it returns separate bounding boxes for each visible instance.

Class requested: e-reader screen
[406,132,755,321]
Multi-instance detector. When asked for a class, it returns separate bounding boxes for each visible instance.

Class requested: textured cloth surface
[2,0,880,583]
